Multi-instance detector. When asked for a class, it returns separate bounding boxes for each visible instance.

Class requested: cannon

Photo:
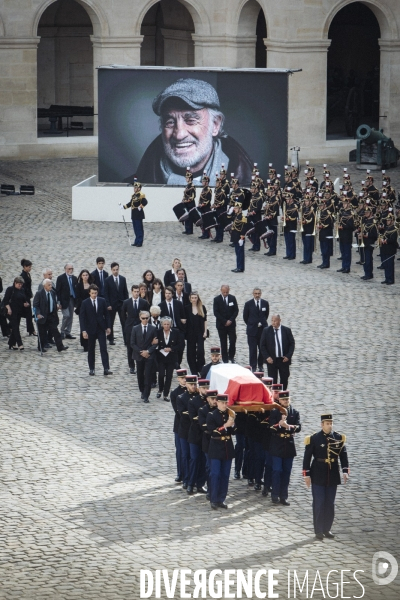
[356,124,399,169]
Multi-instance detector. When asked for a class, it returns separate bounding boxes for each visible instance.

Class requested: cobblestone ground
[0,159,399,600]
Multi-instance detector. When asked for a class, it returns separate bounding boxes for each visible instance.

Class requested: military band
[123,180,148,247]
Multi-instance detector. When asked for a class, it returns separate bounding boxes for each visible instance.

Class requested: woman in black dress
[3,276,30,350]
[185,291,208,376]
[149,278,165,306]
[20,259,36,336]
[75,269,94,351]
[143,270,156,293]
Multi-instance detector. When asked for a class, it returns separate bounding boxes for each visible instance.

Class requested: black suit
[159,299,186,365]
[213,293,239,362]
[130,323,158,400]
[157,328,181,397]
[122,297,150,369]
[260,324,295,390]
[79,297,111,371]
[163,270,188,287]
[104,274,129,342]
[243,298,269,370]
[173,291,190,306]
[56,272,78,336]
[90,269,109,297]
[33,288,64,351]
[20,270,35,334]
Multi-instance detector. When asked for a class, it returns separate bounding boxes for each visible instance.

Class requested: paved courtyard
[0,158,399,600]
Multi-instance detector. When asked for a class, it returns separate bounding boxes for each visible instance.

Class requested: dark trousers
[320,239,330,267]
[267,357,290,390]
[185,219,193,234]
[174,432,182,479]
[87,328,110,370]
[247,439,265,484]
[217,324,236,363]
[204,453,211,491]
[24,302,35,334]
[341,242,352,271]
[268,225,277,254]
[38,314,63,351]
[215,222,224,242]
[209,458,232,504]
[247,328,264,371]
[234,241,245,271]
[271,456,293,500]
[186,334,205,375]
[303,235,314,263]
[179,437,190,484]
[383,252,395,283]
[363,246,374,278]
[234,433,246,474]
[263,450,273,490]
[0,313,10,337]
[284,231,296,258]
[158,360,174,397]
[250,232,261,251]
[108,305,125,342]
[312,484,337,534]
[8,315,23,348]
[132,219,144,246]
[136,357,154,399]
[188,443,207,488]
[177,330,185,367]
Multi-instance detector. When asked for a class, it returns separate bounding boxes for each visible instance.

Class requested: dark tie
[168,303,173,318]
[134,300,137,314]
[47,292,51,311]
[99,271,103,287]
[115,277,118,287]
[275,329,282,357]
[93,300,96,312]
[143,326,147,337]
[256,300,260,313]
[68,276,75,298]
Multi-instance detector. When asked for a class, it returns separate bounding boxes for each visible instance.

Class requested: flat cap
[152,78,220,116]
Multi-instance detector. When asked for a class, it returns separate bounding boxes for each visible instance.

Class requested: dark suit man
[260,314,295,390]
[80,285,112,375]
[33,281,68,352]
[130,313,158,403]
[56,263,78,339]
[213,285,239,363]
[156,318,182,400]
[91,257,108,297]
[103,262,129,344]
[159,287,187,366]
[122,285,150,373]
[243,288,269,371]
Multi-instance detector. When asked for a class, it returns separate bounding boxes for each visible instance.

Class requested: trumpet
[335,212,340,239]
[299,204,304,233]
[358,222,365,248]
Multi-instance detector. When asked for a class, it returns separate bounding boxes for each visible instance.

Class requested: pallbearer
[206,394,236,509]
[198,389,218,500]
[170,369,187,483]
[187,379,209,494]
[303,413,349,541]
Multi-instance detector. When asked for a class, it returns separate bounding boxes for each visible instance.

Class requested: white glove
[138,207,142,211]
[228,207,234,215]
[238,239,244,246]
[119,203,124,211]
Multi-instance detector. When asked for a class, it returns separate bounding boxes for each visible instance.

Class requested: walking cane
[33,307,43,356]
[119,203,132,246]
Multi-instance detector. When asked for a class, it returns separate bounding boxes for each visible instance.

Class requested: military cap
[216,394,229,402]
[206,390,218,398]
[152,78,220,115]
[262,377,274,388]
[271,383,283,391]
[186,375,198,383]
[210,346,221,354]
[198,379,210,388]
[321,413,333,421]
[176,369,187,377]
[278,390,290,400]
[253,371,264,379]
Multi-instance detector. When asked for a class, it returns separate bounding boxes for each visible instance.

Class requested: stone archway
[237,0,267,68]
[140,0,195,67]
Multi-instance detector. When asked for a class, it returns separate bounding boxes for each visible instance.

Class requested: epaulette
[139,192,146,199]
[242,216,247,223]
[340,433,346,443]
[304,431,317,445]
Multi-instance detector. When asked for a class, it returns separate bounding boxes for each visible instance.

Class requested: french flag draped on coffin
[208,363,272,406]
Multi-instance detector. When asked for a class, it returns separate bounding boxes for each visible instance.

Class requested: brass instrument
[299,204,304,233]
[335,211,340,239]
[358,221,365,248]
[281,200,286,233]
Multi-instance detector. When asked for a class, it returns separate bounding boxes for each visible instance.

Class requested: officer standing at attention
[206,394,236,509]
[230,202,249,273]
[303,413,349,541]
[123,179,148,247]
[182,169,196,235]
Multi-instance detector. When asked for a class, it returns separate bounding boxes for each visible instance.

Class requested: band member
[248,180,264,252]
[336,198,355,274]
[170,369,187,483]
[187,379,209,494]
[230,202,249,273]
[211,175,228,243]
[198,174,212,239]
[183,169,196,235]
[200,346,222,379]
[317,198,334,269]
[379,213,398,284]
[269,390,301,505]
[206,394,236,509]
[303,413,349,540]
[177,375,199,489]
[264,190,279,257]
[123,180,148,247]
[198,389,218,500]
[360,205,378,281]
[229,176,246,208]
[300,196,315,264]
[282,191,298,260]
[245,406,265,490]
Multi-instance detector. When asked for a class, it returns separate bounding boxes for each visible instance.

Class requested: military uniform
[303,416,349,537]
[170,373,187,482]
[212,180,228,243]
[230,206,249,272]
[198,390,218,499]
[380,219,398,284]
[123,185,148,247]
[177,376,199,488]
[187,381,209,492]
[318,204,334,269]
[301,203,315,264]
[198,179,213,239]
[248,188,264,252]
[337,206,355,273]
[264,197,279,256]
[283,197,298,260]
[183,173,196,235]
[361,212,378,280]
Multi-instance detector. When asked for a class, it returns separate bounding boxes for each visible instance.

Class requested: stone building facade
[0,0,399,162]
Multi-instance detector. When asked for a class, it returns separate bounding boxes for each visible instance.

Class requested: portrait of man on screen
[123,78,253,186]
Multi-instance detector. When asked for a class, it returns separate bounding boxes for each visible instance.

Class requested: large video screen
[98,67,288,186]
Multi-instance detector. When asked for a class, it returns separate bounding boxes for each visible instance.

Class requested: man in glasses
[130,310,159,403]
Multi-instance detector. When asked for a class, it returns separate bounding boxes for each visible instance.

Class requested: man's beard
[162,126,215,170]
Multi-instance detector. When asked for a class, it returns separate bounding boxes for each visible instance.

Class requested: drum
[173,203,189,222]
[242,188,252,211]
[188,206,202,225]
[217,210,230,229]
[202,211,218,230]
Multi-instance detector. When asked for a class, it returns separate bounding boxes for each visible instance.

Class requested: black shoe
[151,382,157,388]
[264,252,276,256]
[130,368,136,374]
[230,359,236,364]
[44,343,52,348]
[182,483,188,490]
[143,398,149,403]
[104,369,113,375]
[109,340,116,345]
[89,370,95,376]
[280,498,290,506]
[131,243,137,246]
[140,393,144,399]
[234,471,240,480]
[39,348,47,353]
[210,502,218,510]
[156,392,162,398]
[363,276,373,280]
[187,485,194,495]
[287,257,295,260]
[377,265,384,270]
[323,531,335,539]
[218,502,228,509]
[163,397,170,402]
[229,243,235,247]
[254,484,261,491]
[248,479,254,486]
[386,281,394,285]
[262,487,269,497]
[231,268,244,272]
[175,477,182,483]
[283,256,289,259]
[381,280,388,284]
[215,240,223,243]
[342,269,350,273]
[337,257,342,260]
[315,533,324,541]
[65,334,76,339]
[58,346,69,352]
[271,497,280,504]
[355,261,362,265]
[336,268,344,272]
[195,486,207,494]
